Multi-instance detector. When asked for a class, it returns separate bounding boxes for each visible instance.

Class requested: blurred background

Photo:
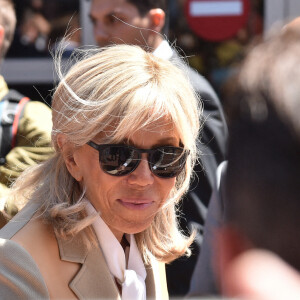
[2,0,300,109]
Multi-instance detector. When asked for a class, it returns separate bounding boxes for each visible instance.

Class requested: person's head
[218,24,300,280]
[284,16,300,32]
[89,0,167,49]
[0,0,16,61]
[221,249,300,300]
[15,44,200,262]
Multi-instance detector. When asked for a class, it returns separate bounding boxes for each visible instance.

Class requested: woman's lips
[118,198,154,210]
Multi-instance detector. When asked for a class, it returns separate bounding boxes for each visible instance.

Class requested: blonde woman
[0,44,200,299]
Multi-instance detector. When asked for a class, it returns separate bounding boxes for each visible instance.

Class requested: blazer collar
[56,231,156,299]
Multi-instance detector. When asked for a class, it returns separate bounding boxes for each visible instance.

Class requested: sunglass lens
[150,147,186,178]
[100,146,138,176]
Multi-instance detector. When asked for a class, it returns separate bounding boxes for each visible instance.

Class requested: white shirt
[86,201,147,300]
[153,40,173,60]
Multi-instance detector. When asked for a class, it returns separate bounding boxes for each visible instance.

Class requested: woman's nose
[127,156,154,187]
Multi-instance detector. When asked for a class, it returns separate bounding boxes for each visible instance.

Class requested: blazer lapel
[56,232,120,299]
[145,263,156,299]
[56,231,164,299]
[145,256,169,300]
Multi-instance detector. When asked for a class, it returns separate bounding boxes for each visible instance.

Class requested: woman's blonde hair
[11,44,201,263]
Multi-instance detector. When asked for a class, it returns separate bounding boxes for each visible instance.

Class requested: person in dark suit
[89,0,228,295]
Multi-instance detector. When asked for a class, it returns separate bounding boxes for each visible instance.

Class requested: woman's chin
[111,217,154,236]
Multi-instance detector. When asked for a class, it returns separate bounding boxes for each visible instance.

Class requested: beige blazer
[0,201,168,299]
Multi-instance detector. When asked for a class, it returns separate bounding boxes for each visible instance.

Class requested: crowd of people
[0,0,300,299]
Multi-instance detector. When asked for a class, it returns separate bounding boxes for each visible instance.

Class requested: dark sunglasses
[87,141,189,178]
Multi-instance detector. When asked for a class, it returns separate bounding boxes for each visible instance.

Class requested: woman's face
[72,119,180,241]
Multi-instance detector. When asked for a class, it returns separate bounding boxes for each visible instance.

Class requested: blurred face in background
[90,0,152,47]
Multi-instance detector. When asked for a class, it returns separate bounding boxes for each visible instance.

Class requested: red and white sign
[184,0,250,41]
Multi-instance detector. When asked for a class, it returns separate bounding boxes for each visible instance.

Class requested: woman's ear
[148,8,165,32]
[57,134,83,182]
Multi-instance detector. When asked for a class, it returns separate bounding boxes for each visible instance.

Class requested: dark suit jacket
[166,52,228,295]
[188,161,227,297]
